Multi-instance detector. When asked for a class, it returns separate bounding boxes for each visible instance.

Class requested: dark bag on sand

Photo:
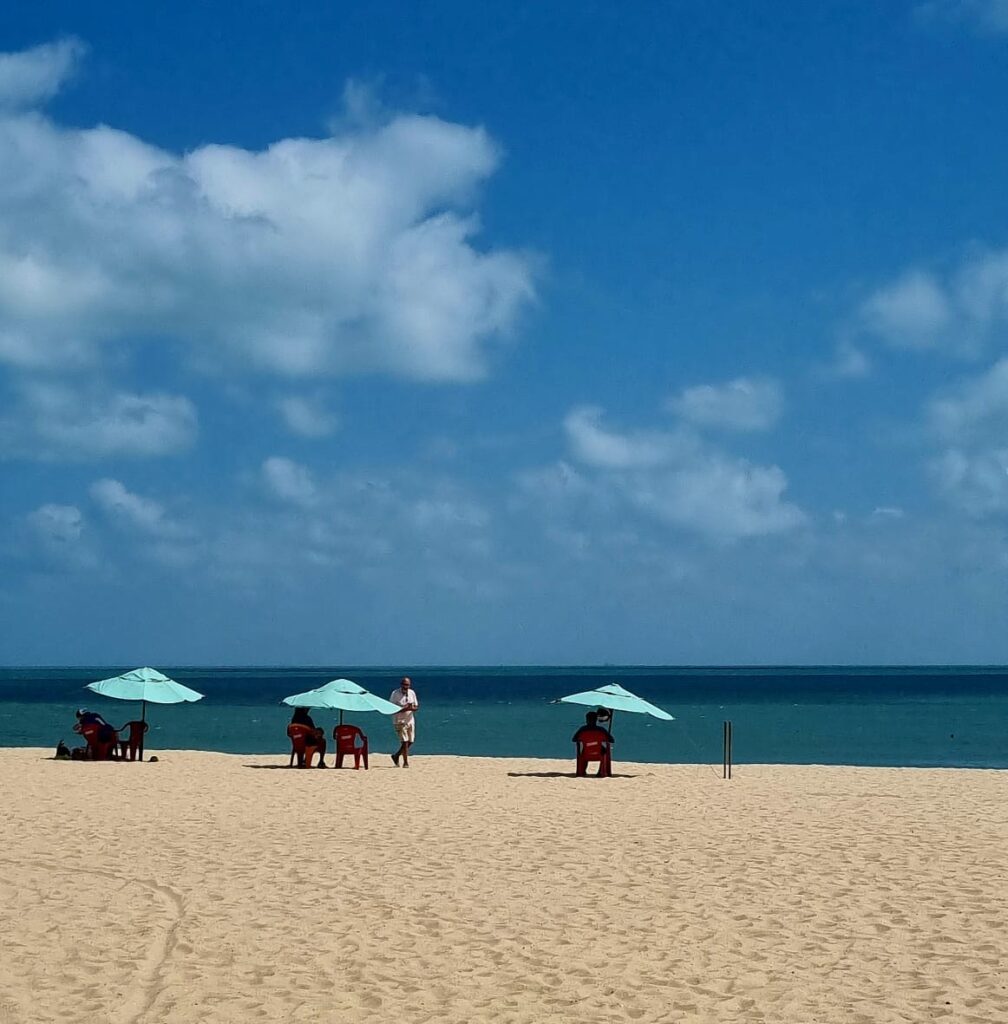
[55,739,71,760]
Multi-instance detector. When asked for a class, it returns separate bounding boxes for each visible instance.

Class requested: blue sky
[3,1,1008,664]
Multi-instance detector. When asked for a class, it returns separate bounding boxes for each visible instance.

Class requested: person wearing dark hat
[74,708,117,749]
[74,708,110,729]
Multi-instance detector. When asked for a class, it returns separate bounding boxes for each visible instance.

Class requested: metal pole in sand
[139,699,146,762]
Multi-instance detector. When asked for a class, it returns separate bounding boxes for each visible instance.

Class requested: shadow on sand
[506,771,638,779]
[242,763,397,771]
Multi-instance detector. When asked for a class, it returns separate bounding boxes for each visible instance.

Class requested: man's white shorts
[394,719,415,744]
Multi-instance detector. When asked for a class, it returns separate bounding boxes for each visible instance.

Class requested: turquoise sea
[1,666,1006,768]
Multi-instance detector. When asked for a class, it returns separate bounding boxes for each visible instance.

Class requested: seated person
[290,707,328,767]
[73,708,118,758]
[572,710,614,746]
[572,710,614,776]
[74,708,117,743]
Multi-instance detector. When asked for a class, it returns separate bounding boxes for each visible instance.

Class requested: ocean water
[1,666,1006,768]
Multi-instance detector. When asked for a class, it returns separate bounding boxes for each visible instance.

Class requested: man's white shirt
[390,689,418,724]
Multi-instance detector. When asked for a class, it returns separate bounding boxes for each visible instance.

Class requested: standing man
[389,675,419,767]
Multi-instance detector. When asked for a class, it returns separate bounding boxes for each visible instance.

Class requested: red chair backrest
[123,720,149,741]
[79,722,101,747]
[334,724,365,753]
[79,722,117,754]
[575,728,609,759]
[287,723,315,752]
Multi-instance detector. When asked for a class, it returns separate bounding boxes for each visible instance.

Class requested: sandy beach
[1,749,1005,1024]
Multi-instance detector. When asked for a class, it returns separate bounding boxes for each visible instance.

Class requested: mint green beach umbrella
[557,682,675,735]
[282,677,400,725]
[86,667,204,761]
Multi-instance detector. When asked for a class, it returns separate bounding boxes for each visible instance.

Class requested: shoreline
[9,746,1007,772]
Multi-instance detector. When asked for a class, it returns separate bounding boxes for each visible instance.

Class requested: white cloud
[928,357,1008,441]
[0,38,84,110]
[275,394,339,438]
[261,456,316,507]
[861,270,953,350]
[821,341,871,380]
[561,406,805,541]
[411,496,489,531]
[564,406,695,469]
[89,478,186,537]
[515,460,590,503]
[917,1,1008,33]
[870,506,905,521]
[628,456,805,540]
[0,41,535,383]
[924,360,1008,516]
[861,253,1008,355]
[24,501,97,569]
[0,383,197,459]
[27,503,83,544]
[667,376,783,432]
[930,448,1008,516]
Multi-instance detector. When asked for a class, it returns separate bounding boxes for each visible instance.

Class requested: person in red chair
[333,723,369,769]
[73,709,118,760]
[572,710,614,777]
[289,707,328,768]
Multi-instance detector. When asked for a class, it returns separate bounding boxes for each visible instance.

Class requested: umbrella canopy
[558,682,674,721]
[87,667,204,705]
[282,677,400,717]
[85,667,204,761]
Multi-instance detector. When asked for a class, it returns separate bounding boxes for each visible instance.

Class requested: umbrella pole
[139,700,146,762]
[340,710,344,726]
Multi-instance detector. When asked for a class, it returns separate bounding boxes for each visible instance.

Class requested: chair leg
[362,744,368,770]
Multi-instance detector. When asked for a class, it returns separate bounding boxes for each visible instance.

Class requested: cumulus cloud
[0,383,197,459]
[27,503,83,544]
[928,358,1008,442]
[930,448,1008,516]
[261,456,317,507]
[0,40,535,383]
[561,406,804,541]
[275,394,339,438]
[667,376,783,432]
[925,360,1008,516]
[564,407,696,469]
[24,501,96,568]
[0,38,84,110]
[860,253,1008,355]
[89,478,187,537]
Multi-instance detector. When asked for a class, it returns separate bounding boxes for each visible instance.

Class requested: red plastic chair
[116,721,149,761]
[287,724,323,768]
[333,724,369,770]
[575,728,612,777]
[78,722,119,760]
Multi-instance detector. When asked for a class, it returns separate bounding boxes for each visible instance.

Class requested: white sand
[1,749,1006,1023]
